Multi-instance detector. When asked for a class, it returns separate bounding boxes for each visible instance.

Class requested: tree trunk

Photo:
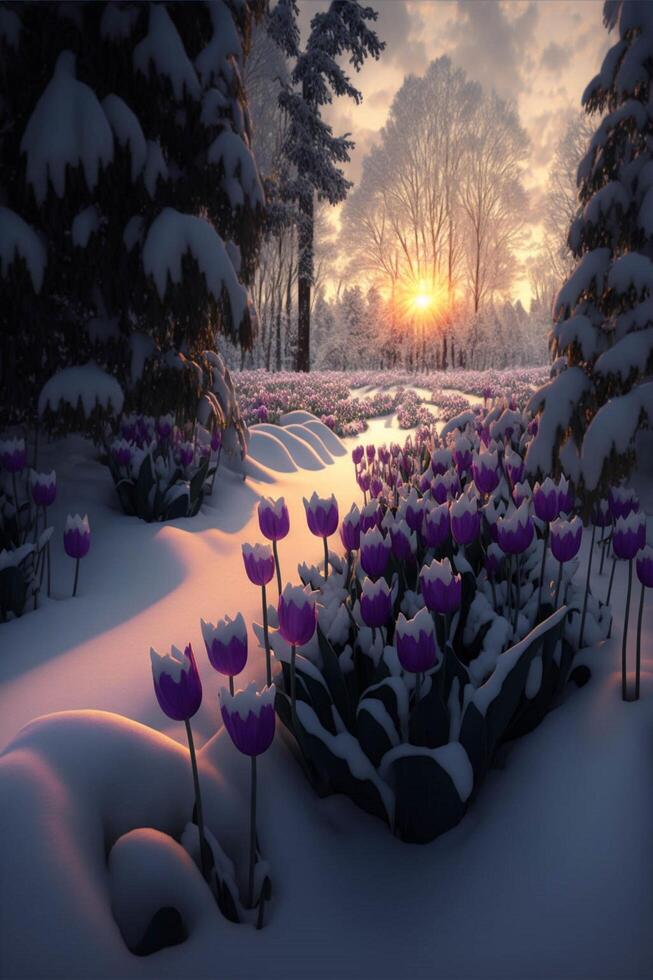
[297,190,313,372]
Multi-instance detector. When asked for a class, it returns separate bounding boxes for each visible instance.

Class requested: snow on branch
[20,51,114,205]
[142,208,247,326]
[207,130,264,208]
[195,0,242,87]
[38,363,124,417]
[0,207,46,291]
[526,367,591,478]
[133,5,201,101]
[594,327,653,382]
[554,249,610,318]
[101,94,147,181]
[582,381,653,490]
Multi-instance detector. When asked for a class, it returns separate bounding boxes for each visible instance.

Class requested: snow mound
[250,423,326,470]
[38,362,124,417]
[247,430,298,473]
[284,424,334,464]
[302,420,348,457]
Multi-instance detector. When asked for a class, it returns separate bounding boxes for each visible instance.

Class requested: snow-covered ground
[1,401,652,979]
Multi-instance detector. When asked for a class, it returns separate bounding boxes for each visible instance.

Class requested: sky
[296,0,611,307]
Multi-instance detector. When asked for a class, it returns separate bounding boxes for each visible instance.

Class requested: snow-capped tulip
[360,526,391,579]
[453,435,472,474]
[404,488,424,533]
[505,450,524,487]
[450,493,480,545]
[30,470,56,508]
[512,480,532,507]
[472,449,499,495]
[430,448,452,477]
[360,499,381,533]
[422,501,450,549]
[340,503,361,552]
[550,516,583,563]
[0,436,27,473]
[220,683,275,757]
[277,584,317,647]
[201,613,248,681]
[150,643,202,721]
[609,486,639,521]
[178,442,194,467]
[390,519,417,562]
[156,414,174,440]
[557,475,574,514]
[64,513,91,559]
[613,512,646,561]
[485,542,503,579]
[303,492,339,538]
[395,607,438,674]
[111,438,132,467]
[636,546,653,588]
[242,542,275,586]
[533,477,559,523]
[419,558,462,615]
[360,576,393,628]
[593,498,611,528]
[357,470,371,493]
[496,501,534,555]
[258,496,290,541]
[370,476,384,499]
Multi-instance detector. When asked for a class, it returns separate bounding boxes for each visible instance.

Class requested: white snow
[20,51,114,205]
[554,248,610,316]
[142,208,247,325]
[219,682,275,720]
[133,5,201,101]
[208,130,264,208]
[0,206,46,291]
[38,363,124,417]
[71,205,100,248]
[144,140,168,197]
[102,94,147,181]
[195,0,242,87]
[583,381,653,490]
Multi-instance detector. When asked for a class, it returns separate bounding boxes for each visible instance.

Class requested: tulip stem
[537,523,549,612]
[229,675,235,696]
[184,719,210,884]
[554,561,563,607]
[622,559,633,702]
[43,505,51,597]
[599,525,608,575]
[635,581,645,702]
[262,584,272,686]
[606,557,617,639]
[272,539,282,598]
[514,555,521,635]
[248,754,257,908]
[415,670,422,704]
[506,556,512,624]
[72,557,80,598]
[579,523,596,649]
[290,643,297,733]
[11,472,20,543]
[323,536,329,580]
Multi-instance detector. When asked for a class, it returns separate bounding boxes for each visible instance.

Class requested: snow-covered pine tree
[0,1,264,432]
[272,0,384,372]
[526,0,653,496]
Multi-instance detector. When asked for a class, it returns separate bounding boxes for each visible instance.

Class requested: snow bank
[38,363,124,417]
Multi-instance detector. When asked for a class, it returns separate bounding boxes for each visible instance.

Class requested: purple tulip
[609,486,639,520]
[430,448,452,477]
[396,607,438,675]
[485,543,503,579]
[550,516,583,563]
[366,445,376,463]
[593,498,611,528]
[150,643,202,721]
[369,476,383,499]
[482,386,493,404]
[420,557,462,614]
[156,414,174,440]
[557,475,574,514]
[613,512,646,560]
[0,436,27,473]
[453,436,473,474]
[360,499,382,533]
[220,682,276,758]
[257,405,269,423]
[496,502,534,555]
[450,493,481,545]
[304,492,339,538]
[340,503,362,552]
[472,450,499,495]
[378,446,391,465]
[352,446,364,465]
[533,478,559,523]
[201,613,248,684]
[527,418,539,437]
[360,576,393,628]
[358,470,371,493]
[422,501,450,549]
[111,439,132,468]
[512,480,532,508]
[211,427,222,453]
[30,470,56,508]
[242,542,275,586]
[402,488,422,533]
[636,545,653,588]
[178,442,194,467]
[64,513,91,559]
[360,526,391,579]
[258,496,290,541]
[505,451,524,487]
[278,584,317,647]
[390,519,416,562]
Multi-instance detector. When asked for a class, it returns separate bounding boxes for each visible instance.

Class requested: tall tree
[0,0,264,430]
[273,0,384,371]
[526,0,653,496]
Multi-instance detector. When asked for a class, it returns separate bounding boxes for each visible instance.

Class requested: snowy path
[1,412,652,978]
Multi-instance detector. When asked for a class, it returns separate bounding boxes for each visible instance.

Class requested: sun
[412,290,434,312]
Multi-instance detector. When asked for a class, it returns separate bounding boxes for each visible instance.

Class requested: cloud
[443,0,539,98]
[540,41,571,72]
[373,0,430,73]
